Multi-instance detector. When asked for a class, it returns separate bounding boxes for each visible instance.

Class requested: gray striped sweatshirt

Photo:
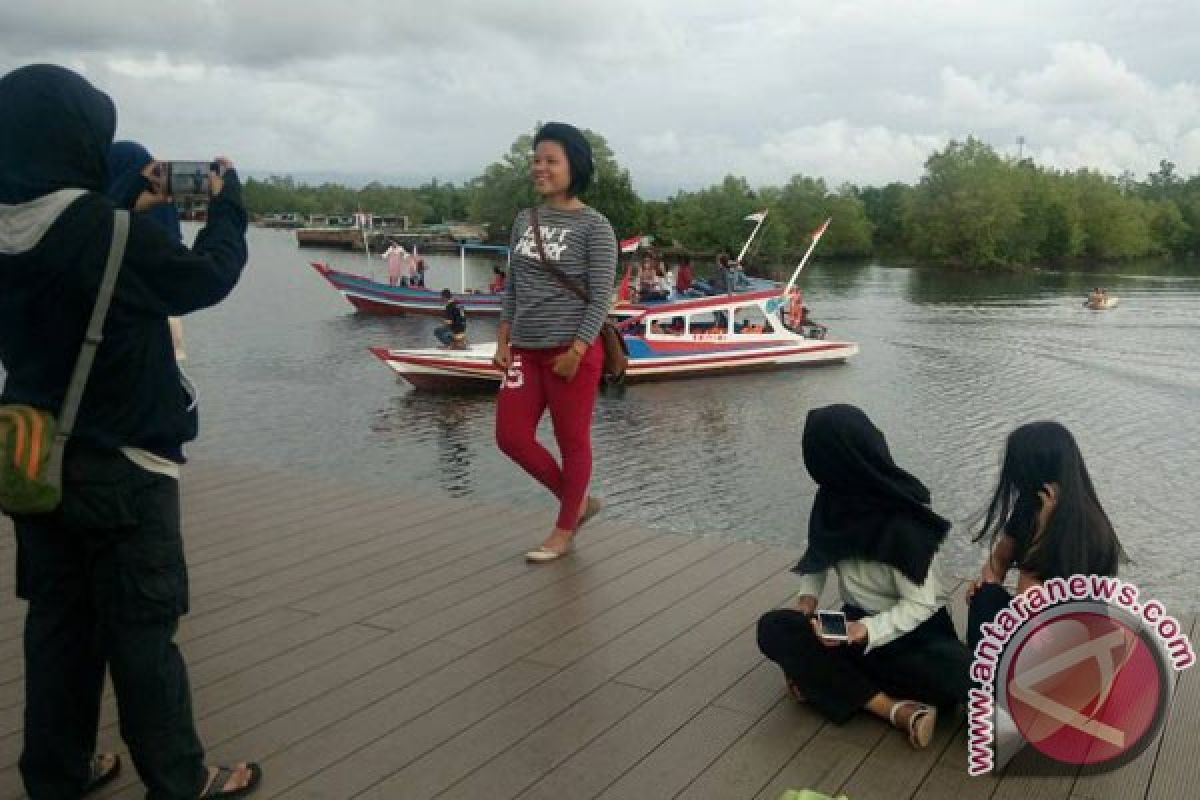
[503,206,617,349]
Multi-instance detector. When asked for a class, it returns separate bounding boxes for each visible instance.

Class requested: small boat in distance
[369,285,857,390]
[1085,289,1119,310]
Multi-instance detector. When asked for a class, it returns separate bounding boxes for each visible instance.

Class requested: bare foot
[538,526,574,554]
[93,752,119,776]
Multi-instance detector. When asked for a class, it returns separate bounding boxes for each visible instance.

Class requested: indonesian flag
[744,209,768,223]
[812,218,831,239]
[619,234,642,253]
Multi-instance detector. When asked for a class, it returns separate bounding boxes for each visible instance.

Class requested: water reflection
[389,392,493,497]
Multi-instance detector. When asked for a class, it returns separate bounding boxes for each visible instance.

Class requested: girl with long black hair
[967,421,1126,649]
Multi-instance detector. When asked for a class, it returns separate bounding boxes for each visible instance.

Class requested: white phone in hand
[817,610,849,641]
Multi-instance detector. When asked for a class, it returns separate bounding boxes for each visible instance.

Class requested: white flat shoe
[525,543,572,563]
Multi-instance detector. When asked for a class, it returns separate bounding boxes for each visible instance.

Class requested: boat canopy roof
[459,242,510,254]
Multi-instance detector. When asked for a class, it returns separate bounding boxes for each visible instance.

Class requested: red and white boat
[369,285,857,390]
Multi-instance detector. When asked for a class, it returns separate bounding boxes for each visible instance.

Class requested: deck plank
[2,466,1196,800]
[1143,613,1200,800]
[357,551,797,800]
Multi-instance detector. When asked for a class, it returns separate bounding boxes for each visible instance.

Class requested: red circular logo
[1004,610,1165,766]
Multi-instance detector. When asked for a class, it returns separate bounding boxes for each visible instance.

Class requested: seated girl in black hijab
[757,404,970,749]
[967,421,1124,650]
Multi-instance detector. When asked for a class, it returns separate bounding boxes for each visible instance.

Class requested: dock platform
[1,463,1195,799]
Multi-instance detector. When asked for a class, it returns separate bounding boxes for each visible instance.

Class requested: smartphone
[817,610,849,641]
[161,161,219,197]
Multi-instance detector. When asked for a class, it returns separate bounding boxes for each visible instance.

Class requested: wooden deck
[0,463,1195,800]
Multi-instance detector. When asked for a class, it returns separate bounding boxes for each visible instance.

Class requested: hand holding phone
[135,161,170,211]
[208,157,233,197]
[816,610,849,642]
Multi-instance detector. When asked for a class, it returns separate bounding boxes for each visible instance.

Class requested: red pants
[495,341,603,530]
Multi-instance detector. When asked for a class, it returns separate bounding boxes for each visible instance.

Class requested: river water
[11,226,1200,610]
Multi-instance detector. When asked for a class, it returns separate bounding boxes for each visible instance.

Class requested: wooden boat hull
[313,262,781,319]
[369,338,858,391]
[311,262,504,316]
[1085,296,1119,310]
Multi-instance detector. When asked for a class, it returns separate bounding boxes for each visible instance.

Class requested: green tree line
[243,129,1200,269]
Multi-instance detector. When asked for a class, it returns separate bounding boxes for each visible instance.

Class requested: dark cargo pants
[12,447,206,800]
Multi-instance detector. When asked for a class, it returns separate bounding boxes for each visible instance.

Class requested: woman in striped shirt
[492,122,618,563]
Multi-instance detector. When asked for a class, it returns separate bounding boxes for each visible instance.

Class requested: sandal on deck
[199,763,262,799]
[525,541,573,563]
[85,753,121,795]
[889,701,936,749]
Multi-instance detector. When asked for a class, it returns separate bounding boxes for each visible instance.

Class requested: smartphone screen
[817,610,848,639]
[165,161,211,197]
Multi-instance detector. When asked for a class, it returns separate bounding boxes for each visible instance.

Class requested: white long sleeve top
[793,553,952,653]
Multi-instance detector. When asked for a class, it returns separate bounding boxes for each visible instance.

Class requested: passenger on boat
[710,251,734,293]
[435,288,468,349]
[414,256,428,287]
[966,421,1125,652]
[675,258,693,293]
[799,306,828,339]
[382,240,408,286]
[488,265,506,294]
[757,405,970,750]
[638,252,669,302]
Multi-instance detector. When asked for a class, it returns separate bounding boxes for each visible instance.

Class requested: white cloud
[1014,41,1149,106]
[3,1,1200,193]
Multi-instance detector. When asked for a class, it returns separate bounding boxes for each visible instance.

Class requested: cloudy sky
[4,1,1199,197]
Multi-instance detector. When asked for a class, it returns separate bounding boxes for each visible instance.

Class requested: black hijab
[793,404,950,585]
[106,140,184,244]
[0,64,116,204]
[533,122,594,195]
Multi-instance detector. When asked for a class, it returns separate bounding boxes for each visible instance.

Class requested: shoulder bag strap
[528,207,591,305]
[55,209,131,442]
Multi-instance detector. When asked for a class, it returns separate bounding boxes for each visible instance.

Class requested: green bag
[778,790,849,800]
[0,210,129,516]
[0,405,61,513]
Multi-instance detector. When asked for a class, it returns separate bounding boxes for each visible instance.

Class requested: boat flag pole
[782,218,831,296]
[734,209,769,265]
[460,243,467,294]
[357,210,373,276]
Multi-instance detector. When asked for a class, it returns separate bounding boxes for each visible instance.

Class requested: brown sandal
[890,700,936,749]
